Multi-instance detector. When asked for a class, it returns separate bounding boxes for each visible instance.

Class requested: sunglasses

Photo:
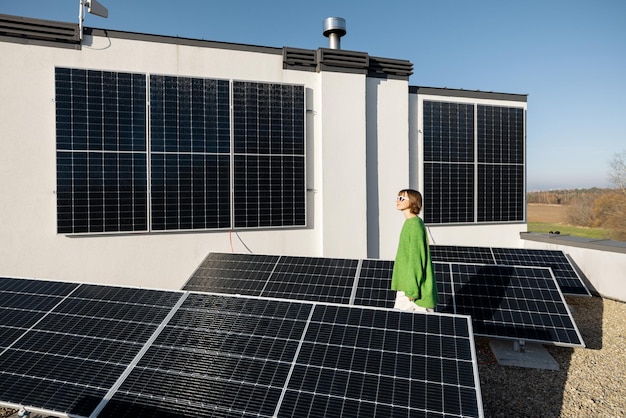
[396,196,408,202]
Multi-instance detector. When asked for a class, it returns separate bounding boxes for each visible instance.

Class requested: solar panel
[184,252,280,294]
[431,245,590,296]
[476,105,525,223]
[0,278,182,416]
[232,81,306,228]
[262,256,358,304]
[431,245,496,264]
[149,75,232,231]
[491,247,591,296]
[353,259,395,308]
[184,253,585,347]
[185,253,358,304]
[0,277,483,418]
[449,264,584,346]
[55,68,148,234]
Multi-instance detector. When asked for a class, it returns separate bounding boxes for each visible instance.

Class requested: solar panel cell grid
[491,247,590,296]
[450,264,583,346]
[353,259,395,308]
[184,253,279,294]
[263,256,357,304]
[280,304,480,418]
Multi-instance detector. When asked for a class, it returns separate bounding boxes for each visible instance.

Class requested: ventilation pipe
[323,17,346,49]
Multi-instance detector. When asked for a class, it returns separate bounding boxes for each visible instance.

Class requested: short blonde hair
[398,189,423,215]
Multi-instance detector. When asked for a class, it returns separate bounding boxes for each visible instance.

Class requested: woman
[391,189,438,312]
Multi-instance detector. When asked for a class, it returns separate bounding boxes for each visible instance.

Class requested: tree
[593,192,626,240]
[608,150,626,194]
[567,193,596,227]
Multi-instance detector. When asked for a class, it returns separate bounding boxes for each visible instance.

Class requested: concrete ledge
[521,232,626,254]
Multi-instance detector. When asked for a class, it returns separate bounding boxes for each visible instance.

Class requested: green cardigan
[391,216,438,309]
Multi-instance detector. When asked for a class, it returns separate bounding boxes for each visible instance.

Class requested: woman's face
[396,192,411,211]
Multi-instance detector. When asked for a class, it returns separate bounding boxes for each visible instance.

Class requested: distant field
[527,204,610,239]
[527,203,567,223]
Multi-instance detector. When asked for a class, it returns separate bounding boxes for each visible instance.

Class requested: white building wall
[366,77,411,260]
[0,36,323,289]
[317,71,368,258]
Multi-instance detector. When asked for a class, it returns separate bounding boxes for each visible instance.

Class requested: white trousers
[394,291,434,312]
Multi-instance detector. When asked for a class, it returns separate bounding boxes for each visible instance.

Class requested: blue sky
[3,0,625,190]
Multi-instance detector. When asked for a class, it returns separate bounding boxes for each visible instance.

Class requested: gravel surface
[2,296,624,418]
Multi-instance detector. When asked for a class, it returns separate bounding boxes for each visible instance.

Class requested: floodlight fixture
[78,0,109,40]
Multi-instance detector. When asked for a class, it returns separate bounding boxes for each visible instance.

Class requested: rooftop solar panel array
[185,252,585,347]
[0,277,483,418]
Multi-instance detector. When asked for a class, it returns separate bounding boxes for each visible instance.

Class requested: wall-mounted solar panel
[55,68,148,234]
[423,101,475,225]
[0,278,484,418]
[233,81,306,229]
[150,75,231,231]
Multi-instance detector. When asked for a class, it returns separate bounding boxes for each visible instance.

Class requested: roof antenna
[323,17,346,50]
[78,0,109,41]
